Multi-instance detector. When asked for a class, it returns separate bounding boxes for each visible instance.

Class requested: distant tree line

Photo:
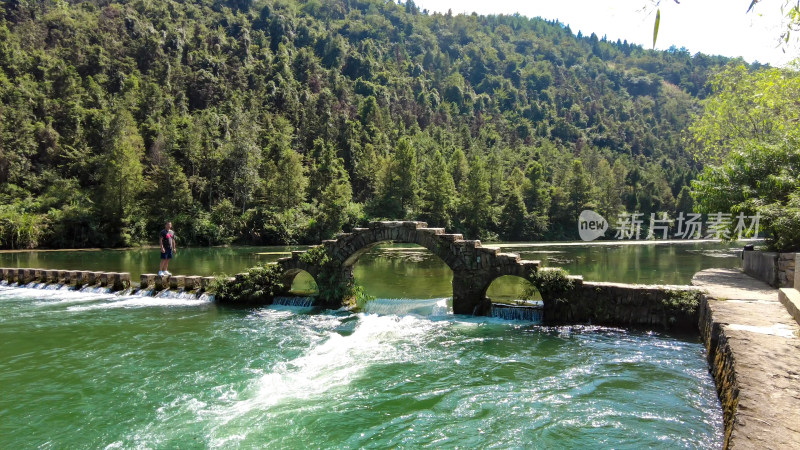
[0,0,753,249]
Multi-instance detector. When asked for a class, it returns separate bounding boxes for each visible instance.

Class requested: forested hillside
[0,0,750,248]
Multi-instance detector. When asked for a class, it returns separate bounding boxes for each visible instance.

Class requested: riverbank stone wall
[543,281,703,330]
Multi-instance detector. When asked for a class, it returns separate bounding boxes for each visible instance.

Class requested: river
[0,240,738,447]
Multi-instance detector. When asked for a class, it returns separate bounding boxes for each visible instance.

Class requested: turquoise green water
[0,241,735,447]
[0,285,721,448]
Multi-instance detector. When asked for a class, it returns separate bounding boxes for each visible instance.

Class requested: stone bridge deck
[278,221,541,314]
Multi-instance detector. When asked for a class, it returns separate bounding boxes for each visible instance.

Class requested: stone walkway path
[693,268,800,449]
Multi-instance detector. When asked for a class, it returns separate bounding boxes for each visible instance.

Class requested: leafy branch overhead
[652,0,800,47]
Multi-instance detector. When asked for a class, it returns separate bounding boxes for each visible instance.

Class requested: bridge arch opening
[351,243,453,301]
[483,275,544,322]
[282,269,319,296]
[484,275,541,306]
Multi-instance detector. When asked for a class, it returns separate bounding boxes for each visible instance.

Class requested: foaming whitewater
[362,298,450,316]
[206,313,449,445]
[0,282,212,310]
[0,284,118,306]
[154,289,205,300]
[67,295,209,311]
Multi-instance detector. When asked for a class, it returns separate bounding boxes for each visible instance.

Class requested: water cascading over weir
[277,221,542,315]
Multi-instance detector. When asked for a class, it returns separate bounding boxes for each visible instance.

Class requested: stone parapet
[796,254,800,289]
[743,251,797,288]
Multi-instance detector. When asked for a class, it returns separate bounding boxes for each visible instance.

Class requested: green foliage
[97,107,145,246]
[691,132,800,251]
[209,199,243,245]
[675,185,694,213]
[690,65,800,164]
[449,149,469,190]
[0,0,740,248]
[352,284,376,311]
[524,268,576,301]
[458,156,493,239]
[420,150,455,227]
[265,147,308,210]
[212,263,285,306]
[372,137,419,219]
[689,65,800,251]
[567,159,592,221]
[499,187,528,240]
[759,190,800,252]
[662,290,701,318]
[299,245,357,307]
[0,202,46,249]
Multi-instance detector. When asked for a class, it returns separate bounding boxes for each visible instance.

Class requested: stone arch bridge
[277,221,541,315]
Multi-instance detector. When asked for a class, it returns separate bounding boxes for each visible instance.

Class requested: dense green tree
[265,147,308,211]
[486,151,504,203]
[450,148,469,189]
[567,159,592,222]
[97,107,144,245]
[393,137,419,214]
[146,156,194,230]
[688,63,800,250]
[315,161,353,240]
[225,108,263,213]
[420,150,456,227]
[675,185,694,214]
[458,157,493,239]
[309,138,344,199]
[523,160,550,216]
[594,159,624,220]
[374,137,418,218]
[689,65,800,163]
[692,141,800,250]
[499,187,528,241]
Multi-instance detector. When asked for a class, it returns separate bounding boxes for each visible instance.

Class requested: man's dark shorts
[161,248,173,260]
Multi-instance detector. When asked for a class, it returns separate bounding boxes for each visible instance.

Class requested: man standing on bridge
[158,221,177,277]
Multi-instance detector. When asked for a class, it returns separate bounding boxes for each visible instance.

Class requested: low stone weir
[0,267,132,291]
[0,268,219,299]
[138,273,217,291]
